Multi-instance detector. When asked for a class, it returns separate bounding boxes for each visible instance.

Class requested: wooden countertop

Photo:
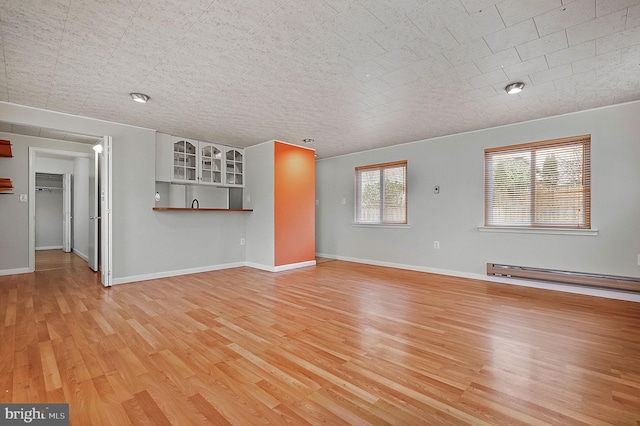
[152,207,253,212]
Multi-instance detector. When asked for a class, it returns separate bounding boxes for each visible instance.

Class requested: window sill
[477,226,598,236]
[352,223,411,229]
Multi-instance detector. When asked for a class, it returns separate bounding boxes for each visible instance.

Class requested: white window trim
[352,223,411,229]
[477,226,598,236]
[484,134,591,230]
[355,160,408,225]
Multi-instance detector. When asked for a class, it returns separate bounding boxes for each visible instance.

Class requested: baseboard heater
[487,263,640,293]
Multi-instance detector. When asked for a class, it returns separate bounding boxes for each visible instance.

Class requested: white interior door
[88,150,99,271]
[100,136,113,287]
[62,173,72,252]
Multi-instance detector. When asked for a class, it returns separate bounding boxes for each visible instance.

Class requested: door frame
[28,147,102,273]
[62,172,72,253]
[100,136,113,287]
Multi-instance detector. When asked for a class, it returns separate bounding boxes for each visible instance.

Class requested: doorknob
[89,216,101,220]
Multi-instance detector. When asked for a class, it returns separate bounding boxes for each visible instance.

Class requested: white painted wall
[244,141,275,269]
[35,156,74,175]
[316,101,640,281]
[0,102,247,281]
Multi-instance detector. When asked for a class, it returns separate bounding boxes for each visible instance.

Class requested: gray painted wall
[244,141,275,268]
[316,101,640,280]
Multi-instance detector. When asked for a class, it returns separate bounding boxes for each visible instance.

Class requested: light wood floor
[35,249,89,271]
[1,258,639,425]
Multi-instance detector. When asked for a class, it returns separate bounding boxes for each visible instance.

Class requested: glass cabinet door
[225,148,244,187]
[200,143,222,185]
[172,139,198,183]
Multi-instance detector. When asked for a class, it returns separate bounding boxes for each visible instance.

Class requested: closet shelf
[36,186,63,191]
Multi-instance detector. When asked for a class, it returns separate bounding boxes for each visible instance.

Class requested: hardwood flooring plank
[187,392,233,426]
[132,389,173,426]
[122,395,154,426]
[39,340,62,392]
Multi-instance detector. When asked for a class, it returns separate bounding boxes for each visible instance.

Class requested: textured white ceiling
[1,0,639,158]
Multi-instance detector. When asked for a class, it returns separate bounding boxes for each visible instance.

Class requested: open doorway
[26,137,112,287]
[33,153,91,271]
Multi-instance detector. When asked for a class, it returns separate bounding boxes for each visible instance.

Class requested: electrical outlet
[341,197,346,205]
[434,241,440,249]
[240,238,246,246]
[637,253,640,266]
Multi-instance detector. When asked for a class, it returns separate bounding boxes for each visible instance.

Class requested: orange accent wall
[274,142,315,267]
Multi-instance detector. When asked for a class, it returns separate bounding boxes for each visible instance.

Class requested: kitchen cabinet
[224,148,244,187]
[156,134,243,187]
[199,142,224,185]
[171,137,198,184]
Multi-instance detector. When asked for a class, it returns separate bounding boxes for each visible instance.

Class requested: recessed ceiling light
[505,82,525,95]
[303,138,315,144]
[130,92,150,103]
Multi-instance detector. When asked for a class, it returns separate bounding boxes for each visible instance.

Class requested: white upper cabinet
[171,137,198,184]
[199,142,224,185]
[156,134,244,187]
[224,148,244,187]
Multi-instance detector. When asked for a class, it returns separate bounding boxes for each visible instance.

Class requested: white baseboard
[72,249,88,262]
[111,262,246,285]
[315,253,640,303]
[36,245,63,251]
[246,260,316,272]
[112,259,316,285]
[0,267,31,277]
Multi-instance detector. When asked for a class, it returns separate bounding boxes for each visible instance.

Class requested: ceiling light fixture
[130,92,150,103]
[303,138,315,144]
[505,82,525,94]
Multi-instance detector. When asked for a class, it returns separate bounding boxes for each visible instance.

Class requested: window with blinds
[485,135,591,229]
[355,160,407,224]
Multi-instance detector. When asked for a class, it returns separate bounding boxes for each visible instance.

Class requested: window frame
[484,135,591,229]
[355,160,408,225]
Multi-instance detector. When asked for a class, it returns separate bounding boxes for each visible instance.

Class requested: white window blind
[485,135,591,229]
[355,161,407,224]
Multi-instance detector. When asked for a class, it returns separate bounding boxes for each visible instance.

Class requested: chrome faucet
[191,198,199,209]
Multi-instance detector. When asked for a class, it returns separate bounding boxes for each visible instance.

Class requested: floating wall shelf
[1,140,14,194]
[0,140,13,157]
[0,178,14,193]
